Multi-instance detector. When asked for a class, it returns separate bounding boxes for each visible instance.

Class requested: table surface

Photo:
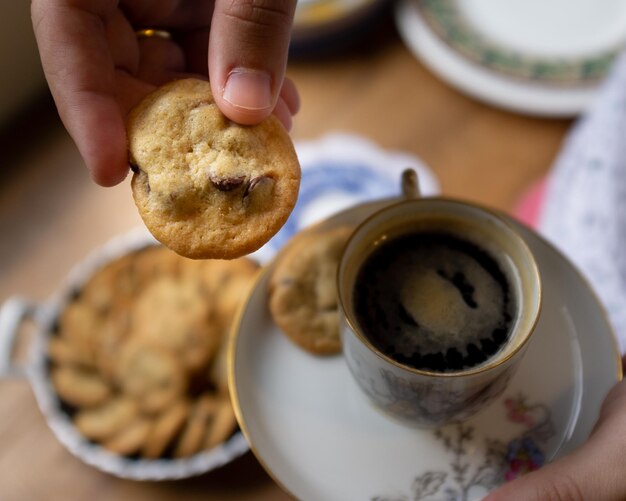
[0,27,570,501]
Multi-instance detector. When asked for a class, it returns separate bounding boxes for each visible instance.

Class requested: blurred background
[1,0,623,499]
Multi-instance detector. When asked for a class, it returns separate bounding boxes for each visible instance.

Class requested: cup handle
[401,168,421,199]
[0,296,37,379]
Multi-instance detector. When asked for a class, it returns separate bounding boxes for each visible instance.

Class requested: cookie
[127,78,301,259]
[133,275,220,372]
[173,395,218,458]
[183,257,259,328]
[102,417,152,456]
[131,245,182,286]
[93,307,133,382]
[142,398,190,459]
[208,334,230,396]
[116,340,186,414]
[206,258,260,324]
[268,226,353,355]
[57,301,99,362]
[48,243,250,459]
[51,366,112,408]
[74,396,138,441]
[204,397,238,449]
[80,254,137,314]
[48,336,95,369]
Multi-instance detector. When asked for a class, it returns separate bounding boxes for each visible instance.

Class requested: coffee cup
[337,198,541,427]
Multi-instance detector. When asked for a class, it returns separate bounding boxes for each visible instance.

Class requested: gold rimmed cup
[337,198,542,427]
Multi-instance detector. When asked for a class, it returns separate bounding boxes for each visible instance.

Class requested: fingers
[31,0,130,186]
[270,79,300,130]
[105,8,139,76]
[485,441,626,501]
[273,97,292,131]
[280,77,300,115]
[208,0,297,125]
[178,29,210,75]
[486,379,626,501]
[120,0,213,30]
[33,0,298,189]
[136,37,186,85]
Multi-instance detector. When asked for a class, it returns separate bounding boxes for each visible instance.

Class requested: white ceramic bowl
[0,227,249,480]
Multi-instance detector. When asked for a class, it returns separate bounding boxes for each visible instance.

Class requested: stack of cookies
[48,245,258,459]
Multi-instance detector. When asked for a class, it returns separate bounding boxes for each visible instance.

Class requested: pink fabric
[513,179,548,229]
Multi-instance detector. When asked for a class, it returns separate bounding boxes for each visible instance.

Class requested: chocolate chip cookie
[48,244,253,460]
[127,78,301,259]
[133,275,220,372]
[268,226,353,355]
[75,396,139,441]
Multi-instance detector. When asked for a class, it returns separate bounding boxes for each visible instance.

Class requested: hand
[485,355,626,501]
[31,0,300,186]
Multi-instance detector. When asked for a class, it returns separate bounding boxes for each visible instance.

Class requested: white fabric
[540,53,626,353]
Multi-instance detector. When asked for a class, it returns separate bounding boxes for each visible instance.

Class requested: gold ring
[135,28,172,40]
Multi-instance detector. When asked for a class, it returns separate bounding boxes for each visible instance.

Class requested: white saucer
[394,0,626,116]
[230,199,622,500]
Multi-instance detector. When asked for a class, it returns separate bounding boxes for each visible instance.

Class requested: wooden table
[0,27,570,500]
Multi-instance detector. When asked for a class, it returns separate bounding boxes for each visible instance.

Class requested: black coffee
[353,231,516,372]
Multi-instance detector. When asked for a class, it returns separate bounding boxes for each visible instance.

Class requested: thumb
[208,0,296,125]
[485,381,626,501]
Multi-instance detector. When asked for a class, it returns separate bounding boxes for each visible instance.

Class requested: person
[486,362,626,500]
[30,0,300,187]
[31,2,626,499]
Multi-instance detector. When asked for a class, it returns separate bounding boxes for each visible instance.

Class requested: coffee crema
[353,231,516,372]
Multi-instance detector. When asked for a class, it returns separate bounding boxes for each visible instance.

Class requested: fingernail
[223,68,272,111]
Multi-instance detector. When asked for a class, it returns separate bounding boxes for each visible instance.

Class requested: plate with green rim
[395,0,626,116]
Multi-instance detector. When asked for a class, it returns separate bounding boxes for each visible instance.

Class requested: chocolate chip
[209,174,246,191]
[247,175,273,194]
[243,175,274,207]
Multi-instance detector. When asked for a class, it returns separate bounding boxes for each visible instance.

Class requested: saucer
[230,199,622,500]
[394,0,626,116]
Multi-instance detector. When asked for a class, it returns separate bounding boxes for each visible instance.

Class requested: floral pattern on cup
[346,348,516,426]
[372,394,555,501]
[379,363,513,425]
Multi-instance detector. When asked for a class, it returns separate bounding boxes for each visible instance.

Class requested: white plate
[230,199,622,500]
[394,0,626,116]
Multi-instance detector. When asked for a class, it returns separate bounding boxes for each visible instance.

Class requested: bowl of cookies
[0,228,258,480]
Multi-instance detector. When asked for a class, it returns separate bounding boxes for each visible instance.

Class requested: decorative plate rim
[418,0,622,86]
